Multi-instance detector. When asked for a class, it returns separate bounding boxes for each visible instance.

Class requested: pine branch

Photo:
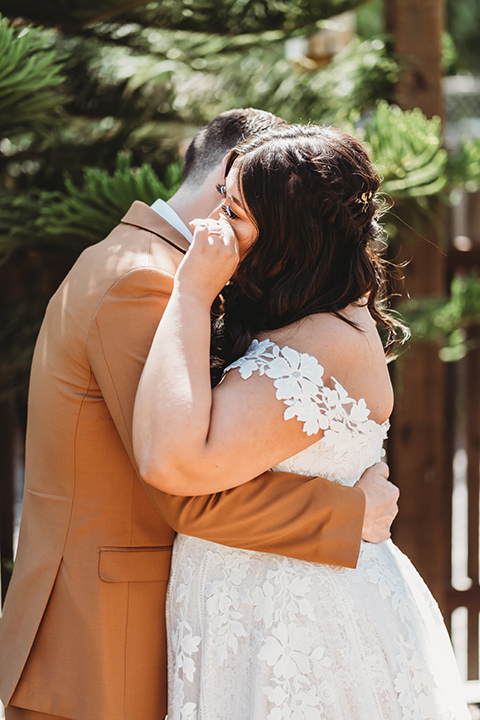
[0,154,182,257]
[160,37,397,125]
[0,191,44,261]
[0,16,69,137]
[0,0,373,34]
[399,271,480,361]
[446,136,480,194]
[0,0,149,29]
[114,0,373,36]
[360,102,448,200]
[35,154,182,249]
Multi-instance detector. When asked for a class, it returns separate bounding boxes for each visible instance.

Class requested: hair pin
[355,191,373,208]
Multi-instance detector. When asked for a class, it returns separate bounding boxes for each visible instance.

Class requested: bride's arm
[133,220,319,496]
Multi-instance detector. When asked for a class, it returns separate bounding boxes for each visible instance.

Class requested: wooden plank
[384,0,444,119]
[447,586,480,610]
[389,336,450,609]
[466,326,480,586]
[447,248,480,274]
[466,326,480,678]
[384,0,449,609]
[468,610,480,680]
[443,359,456,635]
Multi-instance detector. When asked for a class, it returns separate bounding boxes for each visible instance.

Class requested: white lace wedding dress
[166,339,469,720]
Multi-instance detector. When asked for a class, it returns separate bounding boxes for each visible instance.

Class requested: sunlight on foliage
[0,16,69,137]
[0,155,182,257]
[360,102,448,200]
[37,154,182,246]
[400,272,480,361]
[0,0,372,34]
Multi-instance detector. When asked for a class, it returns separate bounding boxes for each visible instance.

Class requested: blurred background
[1,0,480,708]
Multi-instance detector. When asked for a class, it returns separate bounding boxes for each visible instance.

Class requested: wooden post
[384,0,444,118]
[384,0,449,609]
[465,325,480,678]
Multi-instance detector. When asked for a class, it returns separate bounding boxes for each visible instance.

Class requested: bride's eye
[221,204,238,220]
[216,183,226,196]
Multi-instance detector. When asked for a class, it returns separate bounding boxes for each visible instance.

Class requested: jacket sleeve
[87,265,365,569]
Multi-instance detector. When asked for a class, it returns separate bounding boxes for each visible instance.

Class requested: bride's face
[209,164,258,258]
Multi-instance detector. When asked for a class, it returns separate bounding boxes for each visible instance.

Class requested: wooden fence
[444,322,480,681]
[443,191,480,683]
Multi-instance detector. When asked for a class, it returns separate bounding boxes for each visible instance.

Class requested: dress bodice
[226,339,389,486]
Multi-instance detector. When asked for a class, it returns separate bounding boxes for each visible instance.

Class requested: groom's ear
[209,155,229,191]
[220,153,229,177]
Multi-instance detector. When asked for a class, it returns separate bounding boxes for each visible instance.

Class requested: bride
[133,124,469,719]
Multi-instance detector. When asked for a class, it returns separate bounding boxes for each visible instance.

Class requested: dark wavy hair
[211,124,406,382]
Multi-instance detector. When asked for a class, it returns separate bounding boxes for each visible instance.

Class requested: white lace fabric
[227,339,389,485]
[167,340,469,720]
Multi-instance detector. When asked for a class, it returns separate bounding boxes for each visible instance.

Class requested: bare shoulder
[260,304,394,424]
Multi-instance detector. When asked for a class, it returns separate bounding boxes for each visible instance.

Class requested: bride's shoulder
[257,306,393,423]
[259,305,379,371]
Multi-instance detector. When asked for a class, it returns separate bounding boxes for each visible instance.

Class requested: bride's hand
[174,217,240,306]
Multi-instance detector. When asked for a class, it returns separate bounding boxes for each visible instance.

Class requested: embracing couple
[0,109,469,719]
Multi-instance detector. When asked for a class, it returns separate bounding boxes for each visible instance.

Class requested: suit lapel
[121,201,191,255]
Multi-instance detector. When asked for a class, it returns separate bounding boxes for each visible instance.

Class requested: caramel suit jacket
[0,201,365,720]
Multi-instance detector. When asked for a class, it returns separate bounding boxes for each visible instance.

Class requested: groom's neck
[167,164,224,225]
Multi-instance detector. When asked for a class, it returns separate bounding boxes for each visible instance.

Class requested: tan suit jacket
[0,202,365,720]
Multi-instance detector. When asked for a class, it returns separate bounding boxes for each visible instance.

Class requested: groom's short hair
[182,108,287,186]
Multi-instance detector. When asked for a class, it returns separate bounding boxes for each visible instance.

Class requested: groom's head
[168,108,288,223]
[181,108,288,188]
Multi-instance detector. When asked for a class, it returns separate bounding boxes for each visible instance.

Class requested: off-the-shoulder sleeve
[226,339,389,443]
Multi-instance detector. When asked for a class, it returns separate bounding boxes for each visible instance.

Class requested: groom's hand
[355,462,399,543]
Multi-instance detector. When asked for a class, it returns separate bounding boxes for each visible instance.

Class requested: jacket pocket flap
[99,546,171,583]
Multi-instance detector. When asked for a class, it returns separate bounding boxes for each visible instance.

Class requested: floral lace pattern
[227,339,388,486]
[167,340,469,720]
[226,339,389,440]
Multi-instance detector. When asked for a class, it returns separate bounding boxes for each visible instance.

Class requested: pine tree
[0,0,478,406]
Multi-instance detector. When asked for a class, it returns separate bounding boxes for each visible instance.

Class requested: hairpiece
[354,191,373,210]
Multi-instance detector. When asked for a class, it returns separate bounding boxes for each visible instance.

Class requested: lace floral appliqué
[226,339,388,444]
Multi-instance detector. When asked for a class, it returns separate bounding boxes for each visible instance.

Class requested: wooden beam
[385,0,444,119]
[384,0,449,609]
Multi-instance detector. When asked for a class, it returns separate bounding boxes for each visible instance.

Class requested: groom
[0,108,398,720]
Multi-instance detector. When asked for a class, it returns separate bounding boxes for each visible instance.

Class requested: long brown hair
[211,124,406,380]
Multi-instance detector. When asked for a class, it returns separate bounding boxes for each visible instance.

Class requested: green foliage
[0,298,43,400]
[0,191,42,259]
[37,154,182,248]
[446,0,480,74]
[0,0,372,34]
[0,0,149,27]
[399,272,480,361]
[355,0,382,40]
[360,102,448,200]
[0,155,182,257]
[441,32,458,76]
[0,16,69,137]
[123,0,371,35]
[165,36,397,125]
[446,136,480,195]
